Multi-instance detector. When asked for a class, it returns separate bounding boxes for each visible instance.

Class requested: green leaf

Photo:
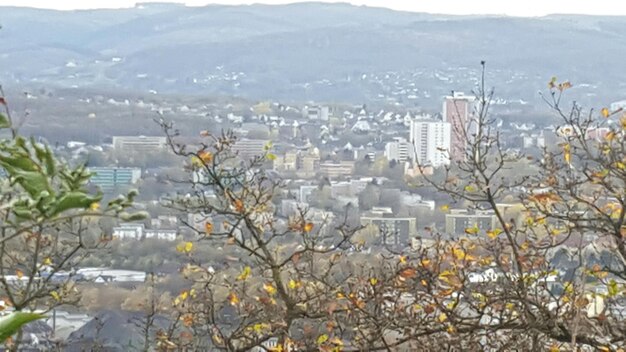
[50,191,102,216]
[0,154,38,173]
[0,312,45,342]
[0,113,10,129]
[11,169,51,197]
[120,211,149,221]
[608,279,619,297]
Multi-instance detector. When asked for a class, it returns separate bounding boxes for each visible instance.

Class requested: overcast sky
[0,0,624,17]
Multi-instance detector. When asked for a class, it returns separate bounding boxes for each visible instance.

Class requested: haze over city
[0,0,626,351]
[0,0,625,16]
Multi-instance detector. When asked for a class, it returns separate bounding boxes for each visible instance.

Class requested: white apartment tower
[409,116,451,168]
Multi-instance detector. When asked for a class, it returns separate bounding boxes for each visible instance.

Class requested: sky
[0,0,624,17]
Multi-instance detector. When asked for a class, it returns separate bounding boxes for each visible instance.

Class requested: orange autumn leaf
[398,267,417,279]
[181,314,194,327]
[204,222,213,234]
[227,292,240,305]
[234,199,245,213]
[303,222,314,233]
[15,269,23,279]
[198,150,213,164]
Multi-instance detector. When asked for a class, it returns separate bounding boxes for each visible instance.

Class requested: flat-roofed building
[112,136,167,153]
[445,209,498,236]
[89,167,141,191]
[319,161,354,178]
[361,207,417,248]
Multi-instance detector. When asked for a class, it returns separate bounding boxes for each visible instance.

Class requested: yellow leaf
[601,107,610,118]
[50,291,60,301]
[176,241,193,253]
[263,283,277,296]
[486,228,502,239]
[252,323,269,333]
[43,257,52,266]
[621,116,626,130]
[549,344,561,352]
[330,337,344,346]
[369,278,378,286]
[15,269,23,279]
[237,266,251,281]
[227,292,240,305]
[179,290,189,301]
[191,156,203,168]
[317,334,329,345]
[464,185,476,192]
[439,204,450,212]
[90,202,100,211]
[268,345,283,352]
[303,222,314,233]
[452,247,466,261]
[563,143,571,164]
[266,153,277,161]
[399,255,407,264]
[288,279,300,290]
[438,313,447,323]
[464,226,479,235]
[606,131,616,141]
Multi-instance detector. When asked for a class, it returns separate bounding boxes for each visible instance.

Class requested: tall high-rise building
[409,116,451,168]
[442,92,476,161]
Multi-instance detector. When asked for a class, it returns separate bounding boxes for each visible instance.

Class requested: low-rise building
[319,161,355,178]
[88,167,141,191]
[361,207,417,248]
[445,209,498,236]
[112,136,167,153]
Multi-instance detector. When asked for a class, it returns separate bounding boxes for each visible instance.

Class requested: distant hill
[1,2,625,104]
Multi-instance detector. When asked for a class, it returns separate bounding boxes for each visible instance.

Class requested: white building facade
[384,137,414,163]
[409,117,451,168]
